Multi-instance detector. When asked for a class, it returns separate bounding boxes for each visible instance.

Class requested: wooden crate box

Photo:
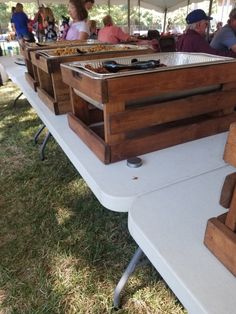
[60,52,236,164]
[30,44,153,115]
[20,40,96,91]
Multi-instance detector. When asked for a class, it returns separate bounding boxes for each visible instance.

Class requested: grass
[0,81,187,314]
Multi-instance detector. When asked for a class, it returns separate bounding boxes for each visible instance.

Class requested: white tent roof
[0,0,206,12]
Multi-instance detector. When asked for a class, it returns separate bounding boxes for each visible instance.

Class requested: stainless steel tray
[62,52,235,79]
[38,44,148,58]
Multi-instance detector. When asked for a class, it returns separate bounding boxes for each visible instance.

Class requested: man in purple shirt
[176,9,236,58]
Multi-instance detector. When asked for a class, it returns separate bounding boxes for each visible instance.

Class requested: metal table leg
[40,131,51,161]
[34,124,46,145]
[13,92,23,107]
[113,247,145,309]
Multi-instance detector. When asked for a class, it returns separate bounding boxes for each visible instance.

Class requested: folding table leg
[40,131,51,161]
[113,247,144,309]
[12,92,23,107]
[34,124,46,144]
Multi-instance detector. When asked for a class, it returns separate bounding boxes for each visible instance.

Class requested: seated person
[176,9,236,57]
[211,9,236,52]
[98,15,137,44]
[88,20,97,39]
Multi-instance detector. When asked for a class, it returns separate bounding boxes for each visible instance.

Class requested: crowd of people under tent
[6,1,236,59]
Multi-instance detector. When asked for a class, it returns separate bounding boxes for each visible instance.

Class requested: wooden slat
[25,72,37,91]
[220,173,236,208]
[37,88,57,114]
[68,113,110,163]
[70,88,90,123]
[104,101,125,144]
[225,186,236,232]
[37,68,54,97]
[109,89,236,134]
[204,216,236,276]
[106,63,236,102]
[109,113,236,163]
[61,65,107,103]
[224,123,236,167]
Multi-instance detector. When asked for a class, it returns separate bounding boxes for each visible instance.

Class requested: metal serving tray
[38,44,148,58]
[62,52,235,79]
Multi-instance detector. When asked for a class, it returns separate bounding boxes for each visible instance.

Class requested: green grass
[0,81,187,314]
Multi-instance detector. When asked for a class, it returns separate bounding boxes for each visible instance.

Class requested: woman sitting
[98,15,137,44]
[66,0,89,40]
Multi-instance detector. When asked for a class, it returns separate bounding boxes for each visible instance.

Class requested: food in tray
[83,59,166,74]
[52,44,140,56]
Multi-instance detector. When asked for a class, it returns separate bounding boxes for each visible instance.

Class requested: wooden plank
[106,63,236,102]
[70,88,90,123]
[204,217,236,276]
[109,89,236,134]
[68,113,110,163]
[104,101,125,144]
[224,123,236,167]
[225,186,236,232]
[37,68,54,97]
[25,72,37,91]
[220,173,236,208]
[61,65,107,104]
[37,87,57,114]
[109,113,236,163]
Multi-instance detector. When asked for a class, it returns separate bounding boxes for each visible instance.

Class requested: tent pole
[187,0,190,14]
[108,0,110,15]
[207,0,213,41]
[163,8,167,33]
[138,0,141,31]
[128,0,130,33]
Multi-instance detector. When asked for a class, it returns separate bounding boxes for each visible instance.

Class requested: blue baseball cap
[186,9,213,24]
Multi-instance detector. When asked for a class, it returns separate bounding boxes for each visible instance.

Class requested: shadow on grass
[0,81,186,314]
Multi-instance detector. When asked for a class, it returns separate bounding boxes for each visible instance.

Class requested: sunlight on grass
[56,207,75,225]
[0,81,186,313]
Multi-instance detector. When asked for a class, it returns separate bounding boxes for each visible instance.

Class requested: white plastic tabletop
[0,56,230,212]
[129,166,236,314]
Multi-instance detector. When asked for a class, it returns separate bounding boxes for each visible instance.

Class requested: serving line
[0,55,230,213]
[2,56,235,309]
[128,166,236,314]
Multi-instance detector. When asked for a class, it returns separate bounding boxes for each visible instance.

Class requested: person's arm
[198,36,236,57]
[79,31,89,40]
[115,26,130,42]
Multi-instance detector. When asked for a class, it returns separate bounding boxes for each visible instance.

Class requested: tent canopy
[0,0,205,13]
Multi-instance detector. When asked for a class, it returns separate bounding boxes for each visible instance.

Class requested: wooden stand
[61,58,236,164]
[30,46,152,115]
[204,130,236,275]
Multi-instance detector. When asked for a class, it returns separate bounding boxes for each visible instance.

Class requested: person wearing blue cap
[210,8,236,53]
[176,9,236,57]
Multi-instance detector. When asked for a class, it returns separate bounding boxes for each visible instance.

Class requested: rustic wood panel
[61,65,107,103]
[68,113,110,163]
[108,89,236,134]
[70,88,90,123]
[220,173,236,208]
[224,123,236,167]
[25,72,37,91]
[204,216,236,276]
[37,88,57,114]
[106,63,236,102]
[37,68,54,97]
[225,186,236,232]
[104,102,125,144]
[109,113,236,162]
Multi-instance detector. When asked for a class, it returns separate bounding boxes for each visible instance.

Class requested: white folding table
[1,56,234,311]
[128,167,236,314]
